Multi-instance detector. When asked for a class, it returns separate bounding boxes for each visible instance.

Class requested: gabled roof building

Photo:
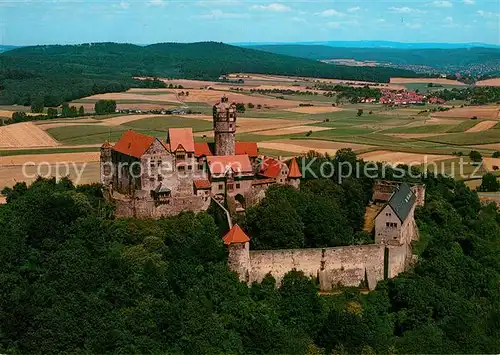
[100,96,302,218]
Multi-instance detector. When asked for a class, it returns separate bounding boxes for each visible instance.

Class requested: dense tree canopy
[0,42,418,107]
[1,171,500,354]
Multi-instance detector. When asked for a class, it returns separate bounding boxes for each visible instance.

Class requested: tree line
[0,42,419,108]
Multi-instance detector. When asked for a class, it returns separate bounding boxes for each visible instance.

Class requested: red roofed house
[101,96,301,218]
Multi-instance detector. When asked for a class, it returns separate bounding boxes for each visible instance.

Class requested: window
[236,183,241,189]
[187,153,193,158]
[188,165,193,170]
[158,175,163,181]
[198,164,204,170]
[176,154,185,160]
[157,160,162,166]
[228,183,234,191]
[178,165,185,171]
[219,184,224,191]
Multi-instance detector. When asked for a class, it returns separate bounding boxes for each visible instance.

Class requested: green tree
[94,100,117,115]
[47,107,58,118]
[479,173,500,192]
[357,109,364,117]
[469,150,483,163]
[31,99,44,113]
[78,105,85,116]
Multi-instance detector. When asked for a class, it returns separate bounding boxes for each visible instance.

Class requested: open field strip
[0,122,59,148]
[482,158,500,172]
[194,117,314,137]
[0,162,100,189]
[253,126,331,136]
[469,143,500,151]
[431,105,500,119]
[82,91,182,103]
[359,150,454,165]
[390,77,467,86]
[418,130,500,146]
[258,140,373,155]
[476,78,500,87]
[284,106,344,114]
[465,120,498,133]
[0,152,100,166]
[0,146,101,156]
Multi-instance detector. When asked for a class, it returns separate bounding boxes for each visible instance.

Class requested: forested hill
[244,44,500,70]
[0,42,418,107]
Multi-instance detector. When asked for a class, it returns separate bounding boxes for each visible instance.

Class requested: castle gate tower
[213,96,236,156]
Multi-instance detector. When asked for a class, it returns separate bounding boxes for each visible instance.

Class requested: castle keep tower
[213,96,236,156]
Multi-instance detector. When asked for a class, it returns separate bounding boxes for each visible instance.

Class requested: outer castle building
[224,181,425,291]
[100,96,301,218]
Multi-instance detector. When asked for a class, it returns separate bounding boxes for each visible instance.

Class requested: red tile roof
[168,128,194,152]
[223,224,250,245]
[194,142,213,157]
[252,178,275,185]
[288,157,301,178]
[194,179,211,190]
[101,141,113,149]
[113,130,156,159]
[236,142,258,157]
[259,158,284,178]
[207,155,253,176]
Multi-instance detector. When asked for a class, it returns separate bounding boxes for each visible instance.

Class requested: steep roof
[168,128,195,152]
[207,155,253,176]
[259,158,284,178]
[194,179,211,189]
[101,141,113,149]
[223,224,250,245]
[288,157,301,178]
[113,130,156,159]
[388,182,416,222]
[194,142,213,157]
[235,142,258,157]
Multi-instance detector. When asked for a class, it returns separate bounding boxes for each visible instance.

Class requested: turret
[213,96,236,156]
[287,157,301,189]
[223,224,250,282]
[100,141,113,187]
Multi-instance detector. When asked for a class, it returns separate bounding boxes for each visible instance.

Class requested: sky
[0,0,499,45]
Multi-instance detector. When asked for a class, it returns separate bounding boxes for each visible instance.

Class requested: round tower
[100,141,113,187]
[213,96,236,156]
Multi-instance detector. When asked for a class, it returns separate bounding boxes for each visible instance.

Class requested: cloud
[199,9,247,19]
[442,16,459,27]
[196,0,240,6]
[347,6,361,13]
[463,0,475,4]
[375,18,386,23]
[147,0,165,6]
[250,3,291,12]
[291,16,307,23]
[113,1,129,9]
[317,9,345,17]
[477,10,500,18]
[327,22,342,28]
[388,6,424,14]
[428,1,453,7]
[405,22,422,29]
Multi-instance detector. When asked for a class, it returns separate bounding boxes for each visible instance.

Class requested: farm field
[1,73,499,190]
[389,77,467,86]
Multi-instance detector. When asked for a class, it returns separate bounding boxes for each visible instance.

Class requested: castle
[100,96,424,291]
[224,181,424,291]
[100,96,301,218]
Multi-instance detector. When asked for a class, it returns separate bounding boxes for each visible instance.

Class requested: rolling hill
[0,42,418,107]
[244,44,500,72]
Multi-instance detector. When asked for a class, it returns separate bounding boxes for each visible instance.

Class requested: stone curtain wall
[247,244,387,290]
[113,192,210,218]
